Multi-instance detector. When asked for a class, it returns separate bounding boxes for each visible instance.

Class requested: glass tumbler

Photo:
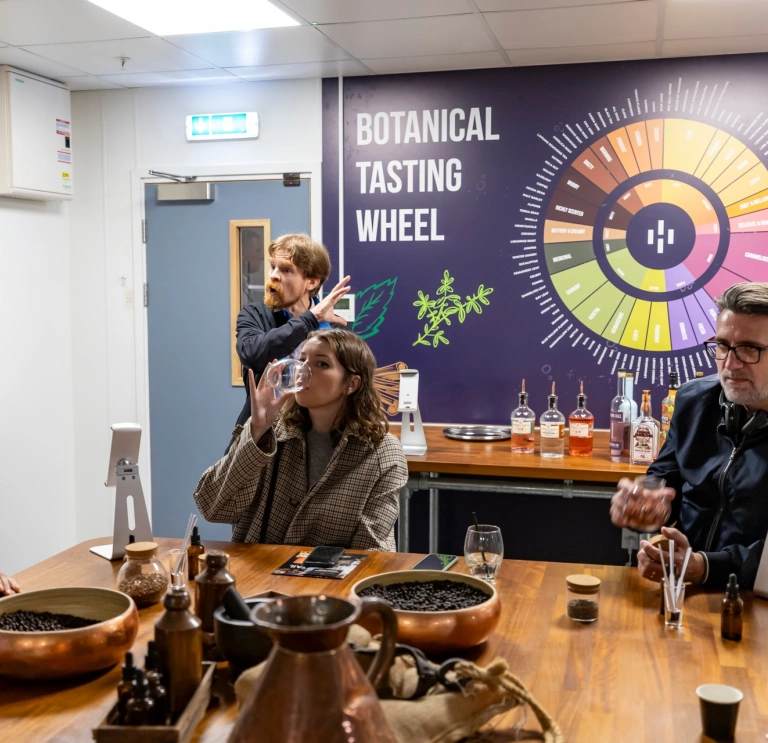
[464,525,504,582]
[168,549,187,588]
[264,358,311,392]
[621,475,670,531]
[664,582,685,627]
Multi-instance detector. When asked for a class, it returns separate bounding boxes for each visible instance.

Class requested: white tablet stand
[90,424,153,561]
[398,369,427,456]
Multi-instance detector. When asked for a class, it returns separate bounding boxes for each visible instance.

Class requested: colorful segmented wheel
[544,118,768,352]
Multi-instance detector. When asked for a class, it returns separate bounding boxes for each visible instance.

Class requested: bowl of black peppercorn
[0,587,139,679]
[350,570,501,654]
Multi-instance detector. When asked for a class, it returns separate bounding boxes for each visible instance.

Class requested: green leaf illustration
[352,278,397,340]
[412,270,494,348]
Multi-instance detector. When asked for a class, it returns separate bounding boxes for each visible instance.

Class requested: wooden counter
[4,538,768,742]
[391,425,648,483]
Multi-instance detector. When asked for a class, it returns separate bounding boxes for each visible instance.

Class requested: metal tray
[442,425,511,442]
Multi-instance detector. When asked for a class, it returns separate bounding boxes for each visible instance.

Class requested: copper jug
[228,594,398,743]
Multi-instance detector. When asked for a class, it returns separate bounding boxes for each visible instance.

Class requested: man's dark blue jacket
[648,374,768,588]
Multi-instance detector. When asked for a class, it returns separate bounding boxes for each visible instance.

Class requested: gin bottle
[631,390,660,465]
[540,382,565,458]
[568,381,594,457]
[609,370,632,463]
[511,379,536,454]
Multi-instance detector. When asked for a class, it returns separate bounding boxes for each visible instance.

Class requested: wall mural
[323,55,768,425]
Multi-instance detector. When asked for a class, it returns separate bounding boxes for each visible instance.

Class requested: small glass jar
[117,541,169,608]
[565,574,601,623]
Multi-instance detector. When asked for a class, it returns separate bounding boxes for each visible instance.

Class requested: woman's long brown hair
[280,328,389,446]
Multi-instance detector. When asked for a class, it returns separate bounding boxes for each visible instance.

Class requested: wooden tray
[92,661,215,743]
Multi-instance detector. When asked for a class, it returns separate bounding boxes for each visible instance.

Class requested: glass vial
[187,526,205,581]
[124,669,155,726]
[609,370,633,463]
[660,371,680,447]
[510,378,536,454]
[568,381,594,457]
[144,640,168,725]
[154,586,203,716]
[116,651,136,724]
[631,390,660,465]
[721,574,743,642]
[540,382,565,458]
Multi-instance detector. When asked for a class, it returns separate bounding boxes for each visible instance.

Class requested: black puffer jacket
[648,375,768,588]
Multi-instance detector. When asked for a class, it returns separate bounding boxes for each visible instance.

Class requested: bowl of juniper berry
[0,587,139,679]
[350,570,501,654]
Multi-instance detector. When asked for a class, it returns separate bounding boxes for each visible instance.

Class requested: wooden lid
[648,534,671,552]
[125,541,158,559]
[566,574,601,594]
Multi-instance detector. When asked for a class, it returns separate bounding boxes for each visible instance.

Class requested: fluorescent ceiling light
[85,0,299,36]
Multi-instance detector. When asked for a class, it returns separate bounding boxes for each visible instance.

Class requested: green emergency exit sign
[186,112,259,141]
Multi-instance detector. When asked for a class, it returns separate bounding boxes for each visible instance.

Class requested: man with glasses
[610,282,768,589]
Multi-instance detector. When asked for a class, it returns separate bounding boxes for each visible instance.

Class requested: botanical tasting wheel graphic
[543,118,768,352]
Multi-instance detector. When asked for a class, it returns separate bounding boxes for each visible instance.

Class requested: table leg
[428,473,439,553]
[398,486,412,553]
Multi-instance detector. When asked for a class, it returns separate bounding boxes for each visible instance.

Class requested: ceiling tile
[477,0,640,9]
[320,14,495,59]
[486,2,658,49]
[0,0,150,46]
[59,75,127,90]
[20,38,213,76]
[227,59,367,81]
[0,46,87,79]
[168,26,346,68]
[279,0,471,24]
[99,69,243,87]
[665,0,768,40]
[507,41,656,66]
[363,51,507,75]
[663,35,768,58]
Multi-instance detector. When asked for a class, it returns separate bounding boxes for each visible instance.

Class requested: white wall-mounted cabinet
[0,66,73,201]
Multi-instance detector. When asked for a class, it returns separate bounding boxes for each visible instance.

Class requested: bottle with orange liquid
[510,379,536,454]
[568,381,594,457]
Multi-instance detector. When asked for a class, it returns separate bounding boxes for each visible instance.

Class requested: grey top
[306,429,335,490]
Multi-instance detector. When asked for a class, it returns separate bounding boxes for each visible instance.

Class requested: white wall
[68,79,323,547]
[0,196,76,574]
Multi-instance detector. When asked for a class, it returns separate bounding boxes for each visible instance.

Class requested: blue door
[145,179,311,539]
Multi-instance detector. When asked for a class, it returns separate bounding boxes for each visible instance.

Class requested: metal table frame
[397,472,615,553]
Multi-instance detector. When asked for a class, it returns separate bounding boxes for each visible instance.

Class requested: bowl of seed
[350,570,501,654]
[0,587,139,679]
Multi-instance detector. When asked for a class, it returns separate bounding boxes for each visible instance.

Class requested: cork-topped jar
[117,542,169,608]
[565,574,601,623]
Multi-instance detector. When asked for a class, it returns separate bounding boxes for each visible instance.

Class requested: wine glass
[464,525,504,582]
[264,358,311,392]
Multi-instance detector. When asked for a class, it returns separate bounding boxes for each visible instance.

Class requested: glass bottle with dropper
[510,379,536,454]
[568,381,594,457]
[540,382,565,458]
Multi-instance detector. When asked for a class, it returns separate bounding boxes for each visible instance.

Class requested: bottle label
[511,419,534,435]
[632,424,654,462]
[570,422,592,438]
[541,422,564,439]
[610,420,630,453]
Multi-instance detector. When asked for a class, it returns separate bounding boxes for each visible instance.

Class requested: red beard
[263,281,285,308]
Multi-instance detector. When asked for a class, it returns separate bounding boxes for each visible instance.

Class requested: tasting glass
[264,358,311,393]
[168,549,187,588]
[464,525,504,582]
[664,582,685,628]
[620,475,670,531]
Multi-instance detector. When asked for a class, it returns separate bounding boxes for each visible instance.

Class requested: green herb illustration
[413,270,494,348]
[437,554,456,569]
[352,278,397,339]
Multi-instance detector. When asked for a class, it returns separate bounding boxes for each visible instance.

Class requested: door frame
[130,162,323,512]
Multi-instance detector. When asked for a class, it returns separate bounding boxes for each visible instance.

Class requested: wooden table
[4,538,767,742]
[391,426,648,552]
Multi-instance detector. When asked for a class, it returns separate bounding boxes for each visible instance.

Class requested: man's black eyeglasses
[703,338,768,364]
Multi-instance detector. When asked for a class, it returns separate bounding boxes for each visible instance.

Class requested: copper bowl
[0,587,139,679]
[350,570,501,654]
